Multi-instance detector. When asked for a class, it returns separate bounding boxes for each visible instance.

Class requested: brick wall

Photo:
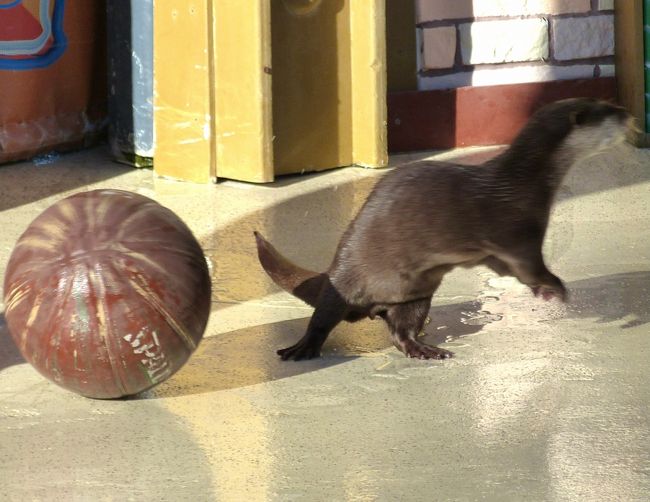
[416,0,615,91]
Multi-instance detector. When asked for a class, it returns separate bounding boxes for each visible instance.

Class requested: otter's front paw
[532,284,567,302]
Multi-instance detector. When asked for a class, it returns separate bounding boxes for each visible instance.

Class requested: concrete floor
[1,143,650,501]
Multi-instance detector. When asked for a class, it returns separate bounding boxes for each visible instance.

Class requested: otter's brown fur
[255,98,632,360]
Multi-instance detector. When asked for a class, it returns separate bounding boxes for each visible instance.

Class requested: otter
[254,98,633,361]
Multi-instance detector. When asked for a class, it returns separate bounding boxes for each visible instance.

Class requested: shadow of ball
[3,189,211,399]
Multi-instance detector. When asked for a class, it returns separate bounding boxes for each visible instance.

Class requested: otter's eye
[570,110,587,126]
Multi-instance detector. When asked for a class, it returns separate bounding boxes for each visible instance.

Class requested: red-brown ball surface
[3,189,211,398]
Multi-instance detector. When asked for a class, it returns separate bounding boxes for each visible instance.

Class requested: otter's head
[530,98,634,157]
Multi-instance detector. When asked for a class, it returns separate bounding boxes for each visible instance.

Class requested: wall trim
[387,77,617,152]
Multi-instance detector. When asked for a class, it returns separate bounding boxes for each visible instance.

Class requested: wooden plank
[271,0,387,176]
[270,0,353,175]
[351,0,388,168]
[386,0,418,92]
[212,0,274,182]
[154,1,214,183]
[156,0,388,182]
[615,0,647,144]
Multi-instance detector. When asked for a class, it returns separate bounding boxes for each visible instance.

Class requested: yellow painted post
[153,1,215,183]
[270,0,388,176]
[154,0,387,183]
[615,0,648,145]
[212,0,274,182]
[351,0,388,168]
[271,0,353,175]
[386,0,418,92]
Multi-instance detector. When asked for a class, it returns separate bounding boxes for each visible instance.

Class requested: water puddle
[460,310,504,326]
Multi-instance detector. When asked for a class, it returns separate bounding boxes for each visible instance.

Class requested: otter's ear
[569,110,587,126]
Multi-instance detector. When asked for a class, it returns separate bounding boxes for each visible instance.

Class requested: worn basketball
[3,189,211,398]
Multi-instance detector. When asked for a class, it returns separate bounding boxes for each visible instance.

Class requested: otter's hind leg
[385,297,453,360]
[277,281,348,361]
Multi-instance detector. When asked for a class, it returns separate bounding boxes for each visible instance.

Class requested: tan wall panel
[386,0,417,92]
[155,0,387,182]
[271,0,353,175]
[154,1,214,183]
[213,0,274,183]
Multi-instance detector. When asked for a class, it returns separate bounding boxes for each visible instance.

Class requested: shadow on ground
[0,314,23,369]
[0,147,137,212]
[144,298,486,398]
[145,270,650,398]
[2,271,649,396]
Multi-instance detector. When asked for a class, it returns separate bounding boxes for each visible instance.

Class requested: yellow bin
[154,0,388,183]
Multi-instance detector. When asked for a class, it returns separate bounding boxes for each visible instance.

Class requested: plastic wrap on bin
[107,0,153,167]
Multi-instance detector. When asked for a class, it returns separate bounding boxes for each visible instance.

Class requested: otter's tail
[253,231,327,307]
